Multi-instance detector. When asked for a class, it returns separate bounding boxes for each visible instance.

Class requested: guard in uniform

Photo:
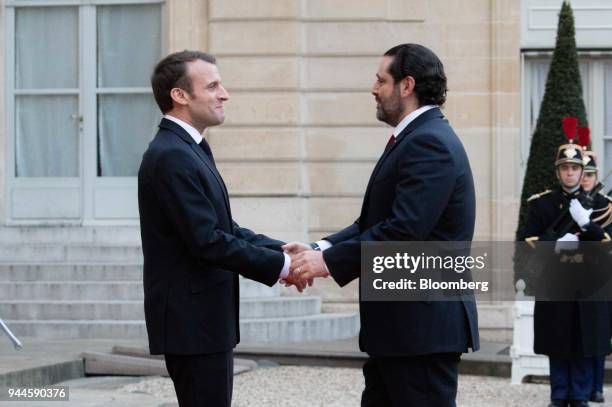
[581,150,612,403]
[521,138,612,407]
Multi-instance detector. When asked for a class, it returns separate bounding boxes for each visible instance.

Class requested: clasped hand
[569,198,592,228]
[280,242,330,292]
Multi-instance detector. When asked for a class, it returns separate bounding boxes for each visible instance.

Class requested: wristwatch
[310,242,321,251]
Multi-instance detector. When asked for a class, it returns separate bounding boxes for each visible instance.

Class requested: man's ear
[170,88,189,107]
[400,76,416,98]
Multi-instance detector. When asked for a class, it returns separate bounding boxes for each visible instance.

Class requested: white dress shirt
[164,114,203,144]
[391,104,437,139]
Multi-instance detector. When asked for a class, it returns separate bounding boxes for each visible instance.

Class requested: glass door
[5,1,163,223]
[7,6,82,221]
[85,3,162,222]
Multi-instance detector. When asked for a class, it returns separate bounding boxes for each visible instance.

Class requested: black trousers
[165,351,234,407]
[361,353,461,407]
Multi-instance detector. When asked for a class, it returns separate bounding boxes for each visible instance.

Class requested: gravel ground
[118,366,612,407]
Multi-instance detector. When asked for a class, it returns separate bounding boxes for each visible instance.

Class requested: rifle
[0,318,23,350]
[545,170,612,238]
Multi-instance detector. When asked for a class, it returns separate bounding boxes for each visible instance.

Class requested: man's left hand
[569,198,593,227]
[291,251,330,281]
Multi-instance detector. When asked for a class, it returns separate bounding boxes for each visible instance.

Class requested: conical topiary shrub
[514,1,588,287]
[516,0,588,240]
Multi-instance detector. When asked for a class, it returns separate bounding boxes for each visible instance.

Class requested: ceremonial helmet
[582,150,598,173]
[574,123,597,172]
[555,117,585,167]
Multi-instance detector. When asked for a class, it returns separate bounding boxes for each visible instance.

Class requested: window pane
[98,94,160,176]
[15,7,78,89]
[16,96,79,177]
[526,59,591,135]
[97,4,161,88]
[527,59,550,134]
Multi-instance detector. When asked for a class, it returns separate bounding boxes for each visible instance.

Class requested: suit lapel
[159,119,233,219]
[189,142,232,216]
[359,108,443,219]
[363,140,396,196]
[159,118,193,144]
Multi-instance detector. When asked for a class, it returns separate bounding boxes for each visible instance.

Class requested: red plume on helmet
[562,116,578,142]
[555,117,585,167]
[577,127,590,149]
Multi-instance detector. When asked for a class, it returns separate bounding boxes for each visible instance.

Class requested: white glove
[555,232,579,253]
[569,199,592,228]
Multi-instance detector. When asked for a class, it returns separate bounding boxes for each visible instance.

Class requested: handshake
[280,242,331,292]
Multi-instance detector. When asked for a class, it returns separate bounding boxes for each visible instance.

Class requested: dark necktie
[385,135,396,152]
[198,138,231,206]
[198,139,216,166]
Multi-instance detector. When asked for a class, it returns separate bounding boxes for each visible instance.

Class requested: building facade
[1,0,611,340]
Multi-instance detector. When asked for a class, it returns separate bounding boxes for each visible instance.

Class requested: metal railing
[0,318,22,350]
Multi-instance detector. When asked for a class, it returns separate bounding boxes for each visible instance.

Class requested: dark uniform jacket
[522,187,612,357]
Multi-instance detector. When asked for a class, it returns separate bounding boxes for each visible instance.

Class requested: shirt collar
[392,105,437,138]
[561,185,581,197]
[164,114,203,144]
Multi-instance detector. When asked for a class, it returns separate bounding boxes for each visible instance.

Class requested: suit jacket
[322,107,480,357]
[138,118,285,355]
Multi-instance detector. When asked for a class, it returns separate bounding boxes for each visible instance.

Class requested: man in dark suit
[138,51,303,407]
[286,44,479,406]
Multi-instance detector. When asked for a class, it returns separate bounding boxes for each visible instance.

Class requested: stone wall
[0,0,521,318]
[164,0,521,308]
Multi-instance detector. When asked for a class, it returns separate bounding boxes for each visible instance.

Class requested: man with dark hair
[138,50,303,407]
[150,50,217,114]
[383,44,448,107]
[285,43,479,406]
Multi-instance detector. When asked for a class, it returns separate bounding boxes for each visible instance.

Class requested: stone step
[239,296,321,319]
[0,244,144,263]
[0,297,321,320]
[0,264,143,281]
[239,277,280,298]
[0,279,280,300]
[0,281,144,301]
[0,226,141,244]
[4,313,360,342]
[0,265,280,297]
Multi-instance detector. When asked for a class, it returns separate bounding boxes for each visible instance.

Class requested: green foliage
[515,1,587,240]
[513,2,588,289]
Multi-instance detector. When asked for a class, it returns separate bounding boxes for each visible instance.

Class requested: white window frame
[605,62,612,189]
[520,50,612,191]
[4,0,164,224]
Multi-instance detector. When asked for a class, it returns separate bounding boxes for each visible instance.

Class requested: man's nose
[219,85,229,100]
[371,81,380,96]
